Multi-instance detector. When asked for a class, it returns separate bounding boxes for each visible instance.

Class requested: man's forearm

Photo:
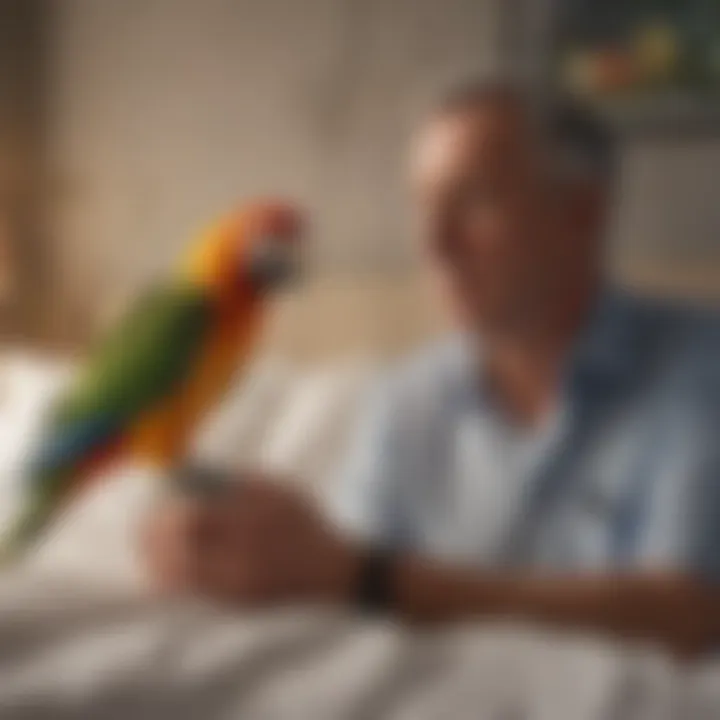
[369,554,720,656]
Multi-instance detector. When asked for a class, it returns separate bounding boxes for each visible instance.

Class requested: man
[143,80,720,655]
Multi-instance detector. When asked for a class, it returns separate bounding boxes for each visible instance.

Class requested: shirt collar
[565,285,644,393]
[448,285,644,411]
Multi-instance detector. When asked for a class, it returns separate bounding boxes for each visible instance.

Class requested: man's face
[411,103,596,334]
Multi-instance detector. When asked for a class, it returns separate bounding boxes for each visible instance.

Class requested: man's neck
[478,280,599,427]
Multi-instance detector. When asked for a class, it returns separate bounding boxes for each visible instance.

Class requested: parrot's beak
[248,237,302,291]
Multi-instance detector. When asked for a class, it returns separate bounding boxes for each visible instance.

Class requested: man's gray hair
[433,78,617,187]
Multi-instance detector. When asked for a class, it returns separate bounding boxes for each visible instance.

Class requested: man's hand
[141,477,360,606]
[140,476,720,657]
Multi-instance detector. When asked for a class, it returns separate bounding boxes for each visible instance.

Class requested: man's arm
[366,555,720,656]
[140,481,720,658]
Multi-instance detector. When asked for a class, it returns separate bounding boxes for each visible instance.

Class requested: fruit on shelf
[563,48,637,95]
[634,20,680,82]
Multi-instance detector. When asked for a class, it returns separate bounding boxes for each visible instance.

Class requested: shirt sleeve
[628,332,720,582]
[326,375,410,549]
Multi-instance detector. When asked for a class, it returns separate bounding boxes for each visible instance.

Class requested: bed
[0,330,717,719]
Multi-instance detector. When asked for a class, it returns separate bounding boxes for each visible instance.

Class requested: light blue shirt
[333,288,720,577]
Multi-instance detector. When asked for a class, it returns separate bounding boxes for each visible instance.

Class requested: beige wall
[3,0,718,351]
[42,0,501,341]
[614,138,720,273]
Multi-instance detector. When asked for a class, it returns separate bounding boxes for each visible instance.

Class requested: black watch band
[355,548,397,613]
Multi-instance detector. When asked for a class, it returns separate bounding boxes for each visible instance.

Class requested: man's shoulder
[623,290,720,392]
[380,334,473,410]
[635,292,720,350]
[626,290,720,328]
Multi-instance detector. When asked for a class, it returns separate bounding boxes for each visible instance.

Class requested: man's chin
[433,276,515,335]
[451,298,519,337]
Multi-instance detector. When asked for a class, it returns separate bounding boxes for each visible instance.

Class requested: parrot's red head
[244,201,304,290]
[183,199,304,299]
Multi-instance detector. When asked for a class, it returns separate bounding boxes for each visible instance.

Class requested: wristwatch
[354,547,397,613]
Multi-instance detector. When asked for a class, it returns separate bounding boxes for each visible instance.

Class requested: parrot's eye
[247,235,301,290]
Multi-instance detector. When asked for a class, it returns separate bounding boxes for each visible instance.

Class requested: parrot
[1,199,304,562]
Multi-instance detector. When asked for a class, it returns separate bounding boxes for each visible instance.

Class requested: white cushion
[191,357,297,467]
[259,361,377,490]
[0,351,377,578]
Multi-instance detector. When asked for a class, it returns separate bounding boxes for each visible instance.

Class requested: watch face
[356,550,397,613]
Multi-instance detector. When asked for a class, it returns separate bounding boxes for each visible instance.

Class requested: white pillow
[259,361,378,489]
[190,358,297,468]
[0,353,74,486]
[0,354,74,533]
[31,463,161,583]
[0,353,376,580]
[192,358,377,489]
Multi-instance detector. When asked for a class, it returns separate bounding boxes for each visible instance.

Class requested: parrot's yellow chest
[128,302,264,466]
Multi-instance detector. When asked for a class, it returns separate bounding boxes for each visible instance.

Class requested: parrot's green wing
[50,282,213,432]
[1,282,214,559]
[41,280,214,465]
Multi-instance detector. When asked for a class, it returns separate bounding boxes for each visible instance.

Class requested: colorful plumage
[2,200,304,561]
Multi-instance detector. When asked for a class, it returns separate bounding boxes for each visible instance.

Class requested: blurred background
[0,0,718,358]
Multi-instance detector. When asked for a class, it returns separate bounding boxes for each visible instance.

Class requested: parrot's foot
[172,462,235,499]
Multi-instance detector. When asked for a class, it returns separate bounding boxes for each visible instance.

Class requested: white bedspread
[0,352,716,719]
[1,565,713,720]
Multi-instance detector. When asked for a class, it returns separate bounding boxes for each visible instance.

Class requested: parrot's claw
[173,463,235,499]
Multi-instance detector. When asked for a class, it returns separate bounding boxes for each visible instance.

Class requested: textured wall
[614,138,720,271]
[22,0,720,345]
[0,0,48,338]
[43,0,500,338]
